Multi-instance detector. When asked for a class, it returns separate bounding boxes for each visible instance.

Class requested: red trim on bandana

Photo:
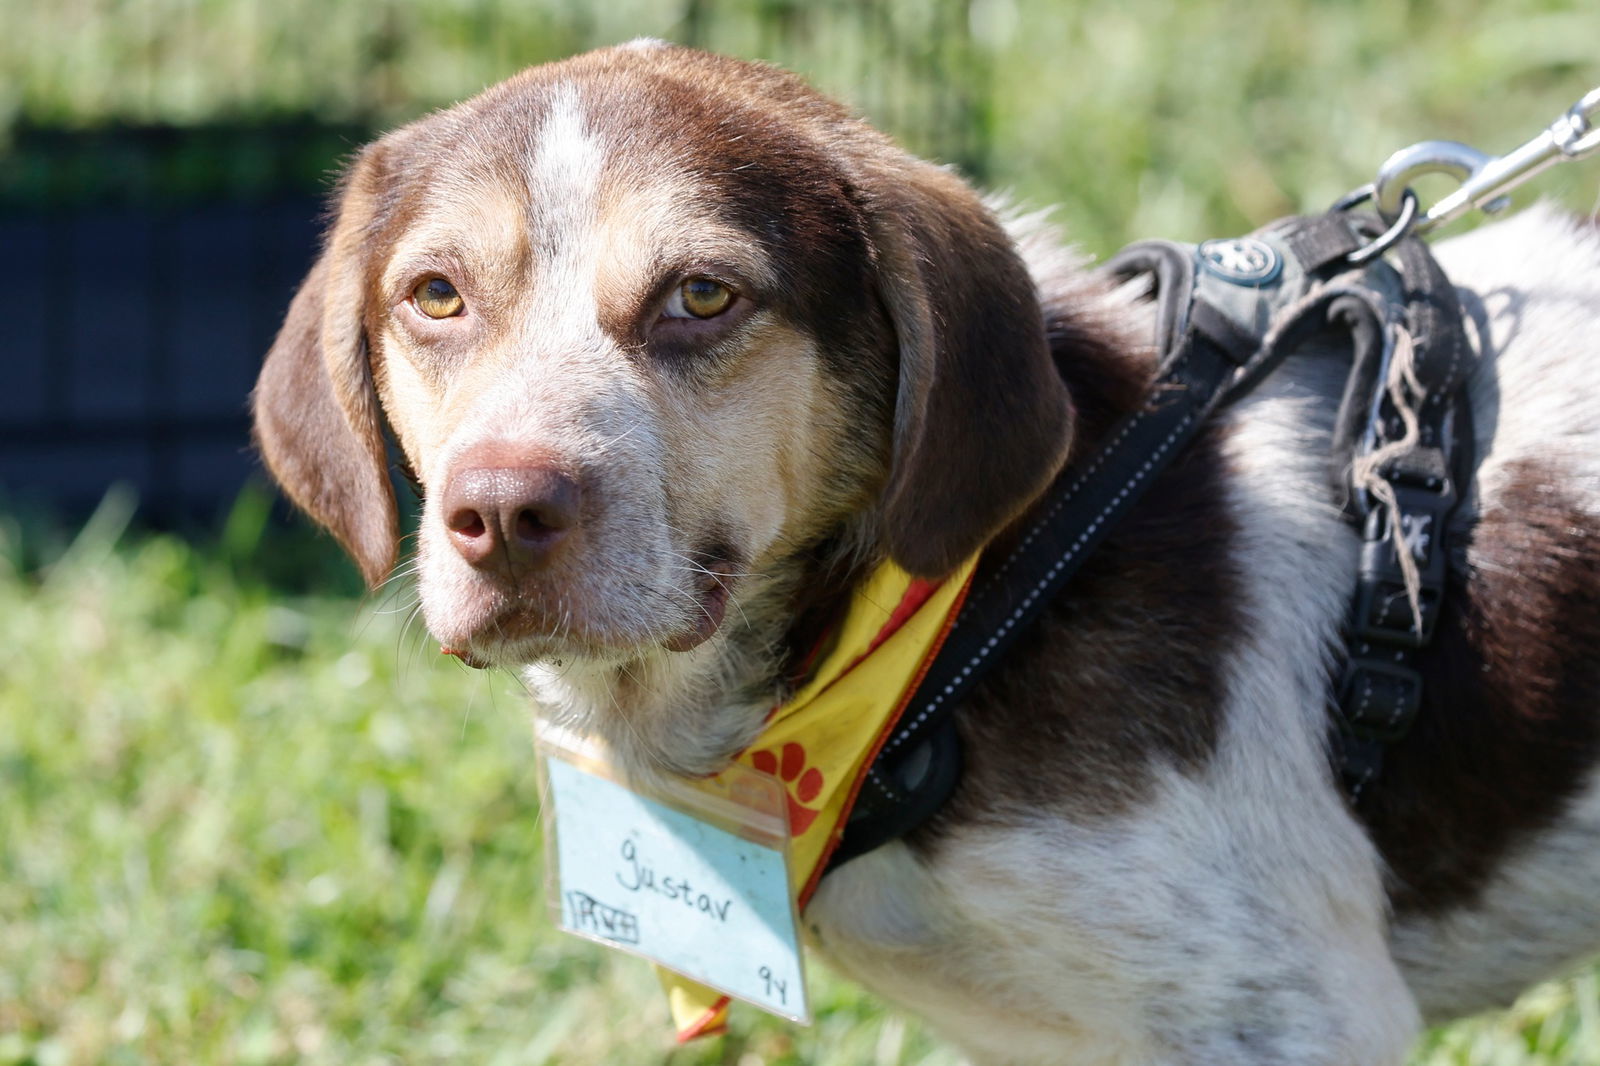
[797,567,977,907]
[751,578,950,736]
[807,577,948,691]
[868,578,942,653]
[675,997,732,1043]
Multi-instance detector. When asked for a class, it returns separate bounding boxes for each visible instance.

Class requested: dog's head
[254,43,1071,765]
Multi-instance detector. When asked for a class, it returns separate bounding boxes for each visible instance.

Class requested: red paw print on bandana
[750,742,824,835]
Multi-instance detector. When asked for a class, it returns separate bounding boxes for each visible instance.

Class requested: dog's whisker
[459,678,476,741]
[594,422,643,451]
[372,589,422,617]
[589,664,675,778]
[400,599,432,681]
[666,561,767,581]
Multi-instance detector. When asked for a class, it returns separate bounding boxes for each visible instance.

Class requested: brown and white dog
[253,42,1600,1065]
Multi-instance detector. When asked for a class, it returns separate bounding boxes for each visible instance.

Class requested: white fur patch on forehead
[519,83,609,342]
[528,84,605,232]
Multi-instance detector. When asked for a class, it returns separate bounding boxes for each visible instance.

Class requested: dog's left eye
[663,277,735,320]
[413,277,465,319]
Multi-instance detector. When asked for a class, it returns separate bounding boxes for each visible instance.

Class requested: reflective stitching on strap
[955,338,1207,628]
[1348,762,1377,801]
[882,407,1199,754]
[973,401,1154,594]
[864,765,901,802]
[1383,685,1407,732]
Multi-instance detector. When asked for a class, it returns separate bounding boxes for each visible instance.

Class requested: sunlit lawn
[0,491,962,1066]
[6,0,1599,255]
[1,489,1598,1065]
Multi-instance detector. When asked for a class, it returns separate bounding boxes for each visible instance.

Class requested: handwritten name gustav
[615,838,734,922]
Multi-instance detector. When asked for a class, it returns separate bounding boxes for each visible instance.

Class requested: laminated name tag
[536,721,810,1023]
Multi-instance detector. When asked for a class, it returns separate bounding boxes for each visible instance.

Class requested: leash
[830,86,1600,869]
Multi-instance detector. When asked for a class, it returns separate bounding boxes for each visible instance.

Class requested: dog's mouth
[440,644,492,669]
[438,544,744,669]
[659,552,740,654]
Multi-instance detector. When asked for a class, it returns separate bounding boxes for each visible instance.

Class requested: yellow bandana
[662,555,978,1041]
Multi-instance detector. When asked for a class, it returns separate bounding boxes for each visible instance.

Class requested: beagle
[254,42,1600,1064]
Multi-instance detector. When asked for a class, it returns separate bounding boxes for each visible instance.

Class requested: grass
[2,491,1600,1065]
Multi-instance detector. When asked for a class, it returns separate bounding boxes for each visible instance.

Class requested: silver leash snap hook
[1371,141,1497,227]
[1339,85,1600,256]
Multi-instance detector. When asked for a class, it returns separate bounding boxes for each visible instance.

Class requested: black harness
[830,210,1475,870]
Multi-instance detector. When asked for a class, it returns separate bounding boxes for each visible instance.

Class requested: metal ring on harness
[1331,182,1378,214]
[1346,190,1419,265]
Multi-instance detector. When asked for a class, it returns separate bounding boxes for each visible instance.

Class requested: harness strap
[832,239,1271,868]
[1333,233,1475,798]
[830,213,1475,869]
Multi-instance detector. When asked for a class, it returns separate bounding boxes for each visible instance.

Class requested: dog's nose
[442,463,582,576]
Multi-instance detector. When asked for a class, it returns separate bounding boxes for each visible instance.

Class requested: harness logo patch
[750,742,824,835]
[1399,512,1434,564]
[1198,237,1282,285]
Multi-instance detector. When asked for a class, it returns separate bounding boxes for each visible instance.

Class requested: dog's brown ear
[865,160,1073,578]
[252,146,397,588]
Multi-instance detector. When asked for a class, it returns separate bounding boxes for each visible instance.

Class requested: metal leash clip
[1337,86,1600,262]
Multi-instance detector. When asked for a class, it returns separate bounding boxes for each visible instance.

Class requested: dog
[253,42,1600,1064]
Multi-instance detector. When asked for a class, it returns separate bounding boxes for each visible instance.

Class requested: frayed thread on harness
[1348,325,1427,637]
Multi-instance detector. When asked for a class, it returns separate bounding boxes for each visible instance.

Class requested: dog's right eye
[663,277,736,320]
[413,278,465,319]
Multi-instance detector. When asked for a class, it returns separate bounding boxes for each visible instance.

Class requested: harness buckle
[1338,658,1423,743]
[1352,476,1455,646]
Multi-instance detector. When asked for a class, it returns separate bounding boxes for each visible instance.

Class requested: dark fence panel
[0,194,322,517]
[0,118,377,520]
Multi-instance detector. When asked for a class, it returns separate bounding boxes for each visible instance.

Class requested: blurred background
[2,1,1598,1063]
